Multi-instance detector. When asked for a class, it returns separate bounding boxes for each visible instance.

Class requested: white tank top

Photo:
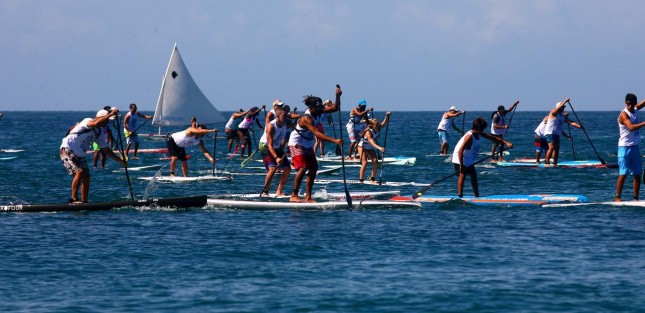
[490,112,506,135]
[618,108,640,147]
[260,119,287,148]
[534,118,548,137]
[359,129,379,149]
[288,109,320,149]
[171,131,202,148]
[125,111,138,132]
[238,115,257,130]
[451,130,480,167]
[60,118,104,156]
[545,113,564,136]
[437,114,453,131]
[225,115,242,130]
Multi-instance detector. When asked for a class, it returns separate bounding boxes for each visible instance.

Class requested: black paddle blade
[335,145,342,156]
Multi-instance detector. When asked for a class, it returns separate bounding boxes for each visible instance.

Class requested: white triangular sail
[152,43,225,127]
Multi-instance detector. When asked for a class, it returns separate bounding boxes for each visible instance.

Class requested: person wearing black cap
[287,86,343,202]
[60,107,127,203]
[489,101,519,161]
[236,106,265,159]
[615,93,645,201]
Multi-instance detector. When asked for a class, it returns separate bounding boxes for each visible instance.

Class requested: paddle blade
[335,145,341,156]
[240,151,257,168]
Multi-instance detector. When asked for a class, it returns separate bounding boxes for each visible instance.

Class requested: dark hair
[626,93,637,105]
[303,95,323,107]
[473,117,488,131]
[129,103,137,109]
[196,124,208,130]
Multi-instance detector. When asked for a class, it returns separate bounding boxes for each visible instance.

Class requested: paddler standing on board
[123,103,152,160]
[224,109,249,153]
[489,101,518,161]
[346,99,371,160]
[615,93,645,202]
[165,124,218,177]
[359,113,391,183]
[289,87,343,203]
[544,99,581,166]
[236,106,264,160]
[453,117,512,198]
[436,106,465,155]
[533,115,549,164]
[259,104,292,196]
[60,107,127,204]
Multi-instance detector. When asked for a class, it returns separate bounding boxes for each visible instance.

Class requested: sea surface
[1,110,644,312]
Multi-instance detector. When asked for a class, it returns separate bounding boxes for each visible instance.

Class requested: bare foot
[303,198,316,203]
[290,196,304,202]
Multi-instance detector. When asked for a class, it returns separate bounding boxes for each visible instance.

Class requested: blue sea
[1,110,644,312]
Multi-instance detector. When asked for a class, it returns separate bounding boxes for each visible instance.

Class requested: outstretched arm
[300,115,343,145]
[197,141,215,164]
[482,132,512,149]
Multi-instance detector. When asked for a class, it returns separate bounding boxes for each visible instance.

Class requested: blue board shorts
[437,130,449,144]
[618,145,642,176]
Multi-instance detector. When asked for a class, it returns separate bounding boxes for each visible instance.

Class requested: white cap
[449,106,459,112]
[272,99,284,107]
[96,109,110,118]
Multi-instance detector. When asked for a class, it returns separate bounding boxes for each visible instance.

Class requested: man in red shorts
[288,86,343,202]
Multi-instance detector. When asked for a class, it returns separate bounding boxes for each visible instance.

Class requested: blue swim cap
[358,99,367,106]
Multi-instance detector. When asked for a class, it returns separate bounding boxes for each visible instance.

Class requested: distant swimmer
[60,107,127,203]
[615,93,645,202]
[165,124,218,177]
[436,106,465,155]
[123,103,152,160]
[452,117,512,198]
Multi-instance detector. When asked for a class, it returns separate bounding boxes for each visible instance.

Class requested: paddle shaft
[567,123,577,161]
[412,155,492,200]
[566,100,605,164]
[329,115,341,156]
[378,115,390,185]
[113,117,135,201]
[124,118,150,138]
[336,84,352,208]
[212,131,217,176]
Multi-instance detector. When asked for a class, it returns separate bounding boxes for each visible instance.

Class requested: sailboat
[146,43,225,139]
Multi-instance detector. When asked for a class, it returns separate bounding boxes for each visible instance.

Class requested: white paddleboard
[139,175,232,182]
[544,201,645,208]
[0,149,25,153]
[206,198,422,210]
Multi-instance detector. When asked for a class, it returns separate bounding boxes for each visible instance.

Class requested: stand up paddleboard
[139,175,232,182]
[221,190,401,201]
[206,198,422,210]
[408,194,589,206]
[496,160,617,168]
[0,195,208,213]
[543,200,645,208]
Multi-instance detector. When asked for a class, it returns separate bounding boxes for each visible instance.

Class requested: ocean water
[1,110,644,312]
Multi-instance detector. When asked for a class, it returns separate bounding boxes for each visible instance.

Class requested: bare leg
[71,170,84,201]
[80,172,90,202]
[181,160,188,177]
[133,142,140,158]
[471,171,479,197]
[169,157,178,176]
[634,175,641,200]
[303,170,317,202]
[457,173,465,197]
[615,175,626,202]
[276,169,290,196]
[263,167,277,195]
[290,168,307,202]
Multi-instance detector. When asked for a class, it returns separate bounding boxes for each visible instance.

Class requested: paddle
[411,155,493,200]
[113,115,135,201]
[566,100,606,164]
[378,113,390,185]
[124,118,150,138]
[335,84,352,208]
[461,111,466,135]
[567,122,577,161]
[212,130,217,176]
[240,126,260,168]
[328,115,342,156]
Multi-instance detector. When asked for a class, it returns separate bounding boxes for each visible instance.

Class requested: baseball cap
[96,106,114,118]
[272,99,284,107]
[449,106,459,112]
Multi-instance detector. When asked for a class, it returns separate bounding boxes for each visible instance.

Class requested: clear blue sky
[1,0,643,112]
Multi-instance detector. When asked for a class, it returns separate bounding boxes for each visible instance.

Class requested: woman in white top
[259,105,293,196]
[165,124,218,177]
[358,113,390,183]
